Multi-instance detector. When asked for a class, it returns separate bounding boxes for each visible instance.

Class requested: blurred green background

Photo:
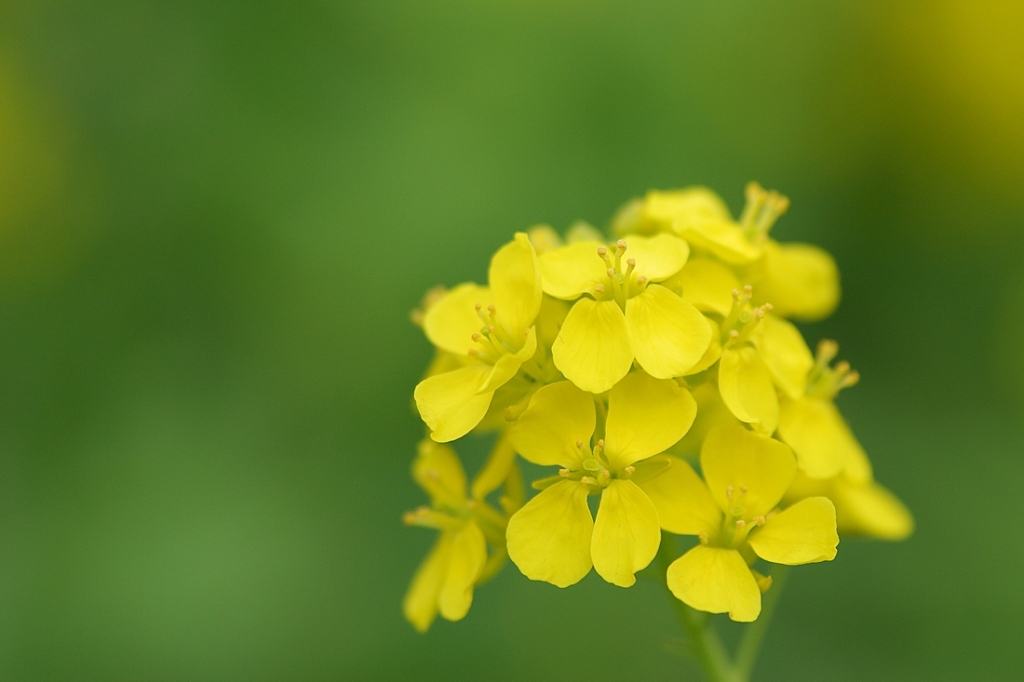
[1,1,1022,680]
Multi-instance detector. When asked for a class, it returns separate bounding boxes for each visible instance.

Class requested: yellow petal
[475,547,509,586]
[423,283,490,356]
[674,257,741,316]
[628,454,673,484]
[565,221,605,244]
[683,316,723,376]
[412,439,467,506]
[527,224,563,254]
[508,381,595,468]
[718,344,779,434]
[833,479,914,541]
[414,366,494,443]
[421,350,470,381]
[402,533,452,632]
[841,431,874,484]
[536,295,570,348]
[611,197,648,234]
[625,285,711,380]
[782,470,828,503]
[638,456,721,536]
[471,436,516,501]
[604,371,697,469]
[666,545,761,622]
[672,380,743,458]
[591,480,661,587]
[621,233,690,282]
[701,425,796,518]
[489,232,543,337]
[552,298,634,393]
[438,521,487,621]
[474,376,531,432]
[748,497,839,565]
[755,314,813,399]
[751,569,773,594]
[503,461,526,515]
[675,220,762,265]
[753,241,840,322]
[506,479,594,587]
[643,187,733,227]
[478,326,537,393]
[538,241,607,300]
[777,396,864,479]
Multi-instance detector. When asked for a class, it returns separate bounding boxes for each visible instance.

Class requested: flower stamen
[807,340,861,398]
[740,182,789,241]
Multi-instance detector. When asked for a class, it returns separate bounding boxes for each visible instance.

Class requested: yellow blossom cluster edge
[402,183,913,637]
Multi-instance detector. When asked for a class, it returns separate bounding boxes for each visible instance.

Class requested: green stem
[657,534,736,682]
[733,566,789,681]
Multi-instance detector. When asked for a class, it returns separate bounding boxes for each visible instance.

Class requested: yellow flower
[539,234,712,393]
[785,468,914,541]
[748,239,840,322]
[414,233,543,442]
[526,224,563,254]
[631,183,840,321]
[473,294,571,431]
[642,186,766,264]
[776,340,868,479]
[505,372,697,587]
[780,346,915,541]
[716,288,814,435]
[645,426,838,622]
[668,379,743,460]
[529,220,608,253]
[403,438,522,632]
[665,256,741,317]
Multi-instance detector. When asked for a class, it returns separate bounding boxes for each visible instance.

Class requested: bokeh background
[1,1,1022,680]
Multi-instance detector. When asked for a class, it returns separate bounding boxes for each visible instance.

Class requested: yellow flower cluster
[403,183,913,630]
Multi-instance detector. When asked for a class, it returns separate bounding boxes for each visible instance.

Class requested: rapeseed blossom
[715,288,814,435]
[785,466,914,541]
[779,342,914,539]
[403,438,522,631]
[631,182,840,321]
[505,372,696,587]
[777,339,869,479]
[539,233,711,393]
[649,426,838,622]
[404,180,911,664]
[414,233,543,442]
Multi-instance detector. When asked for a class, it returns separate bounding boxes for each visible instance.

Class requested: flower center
[593,240,649,308]
[739,182,789,242]
[720,285,772,346]
[404,470,509,541]
[467,303,520,363]
[699,485,773,549]
[555,438,636,494]
[806,339,860,399]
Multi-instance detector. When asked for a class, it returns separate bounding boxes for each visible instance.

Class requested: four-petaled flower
[639,183,840,321]
[777,339,868,479]
[415,233,543,442]
[539,234,712,393]
[403,439,520,632]
[717,288,815,436]
[644,425,839,622]
[505,372,697,587]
